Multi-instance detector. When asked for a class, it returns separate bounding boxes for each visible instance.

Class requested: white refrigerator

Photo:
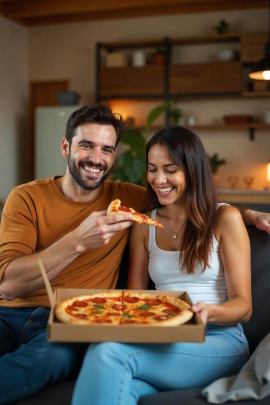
[35,106,79,179]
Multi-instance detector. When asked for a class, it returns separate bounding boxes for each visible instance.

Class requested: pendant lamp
[249,0,270,80]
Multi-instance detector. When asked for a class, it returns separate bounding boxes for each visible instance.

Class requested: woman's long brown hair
[146,126,217,274]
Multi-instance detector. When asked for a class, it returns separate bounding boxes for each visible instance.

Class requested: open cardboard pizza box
[40,261,205,343]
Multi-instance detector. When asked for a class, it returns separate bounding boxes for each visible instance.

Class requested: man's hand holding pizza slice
[72,199,162,258]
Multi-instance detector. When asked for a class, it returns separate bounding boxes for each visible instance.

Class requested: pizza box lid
[38,259,205,343]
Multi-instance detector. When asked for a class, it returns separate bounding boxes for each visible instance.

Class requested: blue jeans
[0,306,87,404]
[72,324,249,405]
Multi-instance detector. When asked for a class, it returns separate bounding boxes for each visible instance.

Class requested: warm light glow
[108,100,160,127]
[267,161,270,183]
[249,36,270,81]
[249,70,270,80]
[263,70,270,80]
[105,100,132,121]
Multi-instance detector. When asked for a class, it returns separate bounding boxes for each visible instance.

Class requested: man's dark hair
[65,104,126,146]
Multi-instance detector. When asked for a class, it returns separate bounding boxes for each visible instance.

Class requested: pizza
[107,199,163,228]
[55,291,193,326]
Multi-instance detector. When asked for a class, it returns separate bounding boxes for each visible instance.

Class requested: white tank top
[148,208,228,305]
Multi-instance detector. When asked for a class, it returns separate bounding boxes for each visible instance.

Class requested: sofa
[10,226,270,405]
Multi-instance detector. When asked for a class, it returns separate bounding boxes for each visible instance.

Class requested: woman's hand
[191,302,209,325]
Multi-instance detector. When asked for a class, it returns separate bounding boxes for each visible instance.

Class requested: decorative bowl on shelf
[217,49,236,62]
[223,114,253,124]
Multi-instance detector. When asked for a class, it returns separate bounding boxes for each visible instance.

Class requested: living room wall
[0,16,28,202]
[28,8,269,190]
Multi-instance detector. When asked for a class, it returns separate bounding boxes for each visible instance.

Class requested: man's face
[66,123,117,190]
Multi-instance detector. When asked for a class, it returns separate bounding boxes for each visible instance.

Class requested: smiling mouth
[78,164,105,182]
[157,186,175,194]
[82,164,103,174]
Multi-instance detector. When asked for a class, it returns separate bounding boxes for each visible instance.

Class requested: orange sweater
[0,177,150,308]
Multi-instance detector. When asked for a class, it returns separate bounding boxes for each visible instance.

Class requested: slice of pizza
[107,199,163,228]
[121,291,193,326]
[55,292,123,325]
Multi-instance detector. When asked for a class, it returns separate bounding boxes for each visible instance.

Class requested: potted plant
[152,46,166,65]
[169,106,182,125]
[207,153,227,175]
[207,152,227,187]
[214,19,230,34]
[207,153,227,187]
[112,100,173,186]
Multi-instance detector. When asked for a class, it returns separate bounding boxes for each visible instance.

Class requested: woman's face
[147,144,187,206]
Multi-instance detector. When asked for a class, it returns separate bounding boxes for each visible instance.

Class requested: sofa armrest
[243,226,270,354]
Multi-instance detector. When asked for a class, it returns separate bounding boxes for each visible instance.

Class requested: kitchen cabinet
[96,32,269,139]
[96,32,269,101]
[169,61,242,95]
[99,65,164,98]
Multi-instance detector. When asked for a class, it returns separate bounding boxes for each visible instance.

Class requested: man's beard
[68,155,112,191]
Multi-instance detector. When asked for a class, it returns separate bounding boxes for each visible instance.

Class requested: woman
[72,126,252,405]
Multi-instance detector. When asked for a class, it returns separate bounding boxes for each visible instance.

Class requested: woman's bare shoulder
[216,204,243,225]
[215,204,245,241]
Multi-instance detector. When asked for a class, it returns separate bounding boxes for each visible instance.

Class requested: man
[0,104,269,404]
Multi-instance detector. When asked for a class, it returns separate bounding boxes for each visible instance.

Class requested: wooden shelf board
[189,123,270,130]
[217,189,270,204]
[170,33,241,45]
[99,95,165,101]
[171,93,242,100]
[242,91,270,98]
[99,39,166,50]
[126,124,270,131]
[99,33,242,50]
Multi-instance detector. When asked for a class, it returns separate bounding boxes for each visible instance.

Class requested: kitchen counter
[217,188,270,207]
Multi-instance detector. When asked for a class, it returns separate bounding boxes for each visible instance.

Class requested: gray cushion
[9,380,75,405]
[244,226,270,354]
[138,388,270,405]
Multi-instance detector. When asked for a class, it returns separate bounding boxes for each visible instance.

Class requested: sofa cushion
[243,226,270,355]
[138,388,270,405]
[9,380,75,405]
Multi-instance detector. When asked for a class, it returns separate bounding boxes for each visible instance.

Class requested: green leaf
[112,168,130,182]
[146,99,173,131]
[121,129,146,156]
[136,304,151,310]
[93,304,105,309]
[115,151,146,184]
